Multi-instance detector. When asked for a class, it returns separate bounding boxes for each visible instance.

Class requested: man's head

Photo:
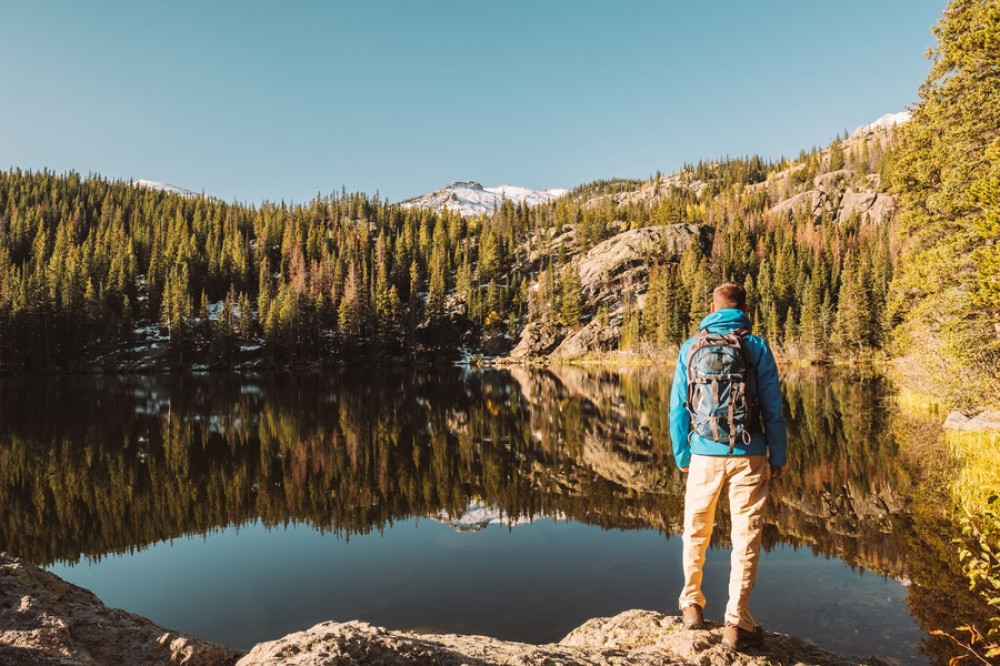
[711,282,746,312]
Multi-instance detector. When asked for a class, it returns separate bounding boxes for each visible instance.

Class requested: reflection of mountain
[430,499,548,532]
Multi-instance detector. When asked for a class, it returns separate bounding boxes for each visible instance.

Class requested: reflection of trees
[513,365,916,576]
[0,370,677,565]
[771,368,912,575]
[0,368,916,581]
[1,367,976,664]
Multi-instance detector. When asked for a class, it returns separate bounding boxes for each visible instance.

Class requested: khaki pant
[678,453,770,631]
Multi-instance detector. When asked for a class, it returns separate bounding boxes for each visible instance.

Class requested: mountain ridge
[398,180,569,217]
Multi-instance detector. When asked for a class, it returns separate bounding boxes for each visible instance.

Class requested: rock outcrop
[510,224,712,359]
[2,553,888,666]
[767,175,895,226]
[237,610,884,666]
[574,225,712,307]
[0,553,240,666]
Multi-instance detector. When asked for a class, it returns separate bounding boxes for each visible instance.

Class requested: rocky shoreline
[1,553,888,666]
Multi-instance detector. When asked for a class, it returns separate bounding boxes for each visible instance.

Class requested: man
[669,282,787,650]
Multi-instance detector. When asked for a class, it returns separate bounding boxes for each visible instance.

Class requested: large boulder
[550,314,624,359]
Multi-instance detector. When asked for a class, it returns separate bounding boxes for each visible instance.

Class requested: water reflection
[0,367,961,663]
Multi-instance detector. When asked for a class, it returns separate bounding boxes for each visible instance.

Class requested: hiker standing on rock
[669,282,788,651]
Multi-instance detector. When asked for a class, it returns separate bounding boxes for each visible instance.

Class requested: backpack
[685,328,760,454]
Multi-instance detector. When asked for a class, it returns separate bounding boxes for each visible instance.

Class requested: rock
[550,314,623,359]
[510,322,566,358]
[946,410,1000,431]
[770,191,827,221]
[966,410,1000,430]
[0,553,241,666]
[511,224,710,359]
[583,175,708,210]
[480,332,515,357]
[837,191,896,226]
[236,620,629,666]
[813,169,849,193]
[237,610,887,666]
[575,225,712,306]
[943,411,972,430]
[562,610,887,666]
[768,186,895,227]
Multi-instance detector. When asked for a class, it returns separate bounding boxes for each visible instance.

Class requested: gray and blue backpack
[685,328,761,453]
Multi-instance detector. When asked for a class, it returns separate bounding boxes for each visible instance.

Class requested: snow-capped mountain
[852,111,911,136]
[399,181,569,218]
[133,179,201,198]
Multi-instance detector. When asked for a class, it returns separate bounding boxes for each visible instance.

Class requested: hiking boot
[721,623,764,650]
[681,604,704,630]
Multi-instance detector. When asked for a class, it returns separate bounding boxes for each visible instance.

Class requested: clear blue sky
[1,1,945,205]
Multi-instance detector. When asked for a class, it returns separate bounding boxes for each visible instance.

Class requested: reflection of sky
[48,518,923,664]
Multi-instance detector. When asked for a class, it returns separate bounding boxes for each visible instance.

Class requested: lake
[0,367,959,664]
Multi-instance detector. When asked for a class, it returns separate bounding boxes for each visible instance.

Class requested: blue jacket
[669,309,787,469]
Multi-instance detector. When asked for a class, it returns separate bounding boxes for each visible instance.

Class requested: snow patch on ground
[133,179,201,198]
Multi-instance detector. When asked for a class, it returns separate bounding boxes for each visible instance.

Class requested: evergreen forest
[0,0,994,413]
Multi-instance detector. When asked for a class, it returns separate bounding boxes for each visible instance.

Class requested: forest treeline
[0,139,893,371]
[0,0,995,409]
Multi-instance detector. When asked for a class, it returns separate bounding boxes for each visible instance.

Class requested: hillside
[0,115,905,373]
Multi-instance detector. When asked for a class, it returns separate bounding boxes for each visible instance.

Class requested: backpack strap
[732,328,762,434]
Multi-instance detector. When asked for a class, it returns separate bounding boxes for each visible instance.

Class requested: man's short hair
[713,282,746,311]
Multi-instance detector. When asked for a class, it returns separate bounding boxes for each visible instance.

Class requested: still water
[0,367,953,664]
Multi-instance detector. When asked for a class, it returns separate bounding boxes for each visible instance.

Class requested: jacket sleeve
[670,342,692,469]
[753,338,787,466]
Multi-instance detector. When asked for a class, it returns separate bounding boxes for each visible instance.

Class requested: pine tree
[559,262,584,326]
[886,0,1000,401]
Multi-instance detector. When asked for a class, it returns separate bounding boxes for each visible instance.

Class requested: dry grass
[947,429,1000,514]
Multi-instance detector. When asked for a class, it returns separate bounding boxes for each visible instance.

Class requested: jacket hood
[699,308,753,333]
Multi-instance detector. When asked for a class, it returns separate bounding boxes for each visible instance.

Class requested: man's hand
[770,465,787,480]
[680,467,689,473]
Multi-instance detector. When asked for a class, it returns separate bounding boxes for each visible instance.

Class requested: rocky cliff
[501,120,902,361]
[509,224,713,359]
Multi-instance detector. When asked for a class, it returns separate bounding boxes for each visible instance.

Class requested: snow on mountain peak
[852,111,911,136]
[400,181,569,217]
[133,179,200,198]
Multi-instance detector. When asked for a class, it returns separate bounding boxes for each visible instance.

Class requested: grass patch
[947,429,1000,514]
[895,388,947,421]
